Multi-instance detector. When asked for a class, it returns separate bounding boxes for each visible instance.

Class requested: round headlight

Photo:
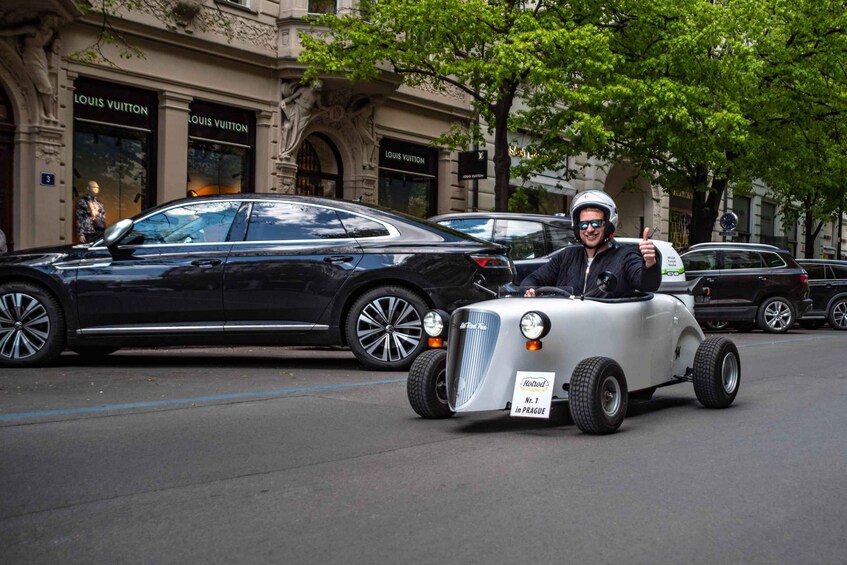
[520,311,550,340]
[423,310,447,337]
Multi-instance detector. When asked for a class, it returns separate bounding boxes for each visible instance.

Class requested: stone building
[1,0,838,256]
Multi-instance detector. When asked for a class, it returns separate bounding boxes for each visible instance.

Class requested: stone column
[255,109,273,193]
[157,91,192,204]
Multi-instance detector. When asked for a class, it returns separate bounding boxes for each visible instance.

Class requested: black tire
[407,349,454,419]
[692,336,740,408]
[346,285,427,371]
[70,346,120,357]
[0,282,66,368]
[756,296,794,333]
[827,298,847,330]
[568,357,628,435]
[798,319,823,330]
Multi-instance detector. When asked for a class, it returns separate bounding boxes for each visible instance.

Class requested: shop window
[188,100,255,196]
[73,78,157,243]
[378,138,436,218]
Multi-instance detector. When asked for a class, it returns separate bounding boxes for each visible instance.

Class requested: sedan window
[438,218,494,241]
[246,202,347,241]
[336,211,390,238]
[124,201,240,245]
[803,264,826,280]
[493,220,545,260]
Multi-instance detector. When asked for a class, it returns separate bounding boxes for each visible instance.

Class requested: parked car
[680,242,812,333]
[429,212,577,283]
[796,259,847,330]
[0,195,515,370]
[407,272,738,435]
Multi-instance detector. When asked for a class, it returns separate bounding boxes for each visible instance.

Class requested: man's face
[578,208,606,249]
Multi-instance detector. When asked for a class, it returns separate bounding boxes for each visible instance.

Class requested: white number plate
[510,371,555,419]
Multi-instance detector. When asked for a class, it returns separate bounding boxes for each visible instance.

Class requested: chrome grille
[447,309,500,409]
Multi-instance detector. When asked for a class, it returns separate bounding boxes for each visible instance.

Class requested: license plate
[510,371,555,419]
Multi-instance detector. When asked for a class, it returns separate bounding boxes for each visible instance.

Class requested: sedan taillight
[800,274,808,284]
[470,254,511,269]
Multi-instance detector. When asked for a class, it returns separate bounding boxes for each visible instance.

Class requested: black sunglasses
[578,219,606,230]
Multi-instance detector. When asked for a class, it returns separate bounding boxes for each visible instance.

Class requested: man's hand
[524,288,536,297]
[639,227,657,269]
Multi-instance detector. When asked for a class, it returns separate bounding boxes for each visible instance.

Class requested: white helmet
[570,190,618,240]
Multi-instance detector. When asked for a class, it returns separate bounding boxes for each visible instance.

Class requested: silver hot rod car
[406,273,740,435]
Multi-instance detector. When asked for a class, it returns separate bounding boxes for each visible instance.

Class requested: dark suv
[796,259,847,330]
[680,242,812,333]
[429,212,577,283]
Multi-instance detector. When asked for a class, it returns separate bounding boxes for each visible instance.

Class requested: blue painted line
[0,378,406,423]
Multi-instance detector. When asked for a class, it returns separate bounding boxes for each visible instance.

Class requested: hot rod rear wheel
[0,282,66,368]
[692,336,740,408]
[569,357,628,435]
[346,285,427,371]
[407,349,454,419]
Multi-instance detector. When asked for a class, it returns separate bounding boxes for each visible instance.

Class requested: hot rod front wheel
[407,349,454,419]
[692,336,740,408]
[569,357,628,435]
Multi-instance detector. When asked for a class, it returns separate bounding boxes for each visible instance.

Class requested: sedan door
[223,201,364,334]
[74,200,240,334]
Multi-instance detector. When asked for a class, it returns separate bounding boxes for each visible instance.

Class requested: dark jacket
[522,239,661,298]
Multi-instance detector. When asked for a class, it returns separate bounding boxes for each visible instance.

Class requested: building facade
[0,0,842,257]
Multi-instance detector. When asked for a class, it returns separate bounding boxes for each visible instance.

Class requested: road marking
[0,378,406,423]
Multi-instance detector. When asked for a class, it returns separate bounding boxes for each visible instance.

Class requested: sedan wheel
[0,283,66,367]
[757,296,794,333]
[828,298,847,330]
[346,286,427,371]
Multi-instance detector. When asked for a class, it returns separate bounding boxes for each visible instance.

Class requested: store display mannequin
[76,181,106,243]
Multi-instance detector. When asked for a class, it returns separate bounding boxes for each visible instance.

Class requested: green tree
[516,0,765,244]
[752,0,847,256]
[299,0,618,212]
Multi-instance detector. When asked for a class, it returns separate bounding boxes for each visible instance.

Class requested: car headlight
[520,311,550,340]
[423,310,449,338]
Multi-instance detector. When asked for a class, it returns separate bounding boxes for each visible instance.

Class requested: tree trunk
[688,174,726,245]
[803,197,822,258]
[491,92,515,212]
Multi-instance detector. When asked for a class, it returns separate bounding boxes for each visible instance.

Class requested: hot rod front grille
[447,309,500,409]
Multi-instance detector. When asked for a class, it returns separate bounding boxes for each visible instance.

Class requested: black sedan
[0,195,514,370]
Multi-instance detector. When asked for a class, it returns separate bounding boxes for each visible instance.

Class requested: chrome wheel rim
[832,300,847,330]
[356,296,422,363]
[721,352,740,394]
[764,300,792,330]
[0,292,50,360]
[600,375,622,417]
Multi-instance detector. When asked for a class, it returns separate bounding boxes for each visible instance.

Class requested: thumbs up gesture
[639,227,657,268]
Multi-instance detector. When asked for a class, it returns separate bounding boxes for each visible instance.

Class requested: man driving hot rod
[523,190,661,298]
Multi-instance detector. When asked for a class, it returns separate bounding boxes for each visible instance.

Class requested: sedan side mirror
[102,218,134,248]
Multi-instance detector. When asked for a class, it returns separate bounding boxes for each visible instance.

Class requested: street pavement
[2,330,847,564]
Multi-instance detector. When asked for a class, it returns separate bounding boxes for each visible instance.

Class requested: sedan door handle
[758,276,768,281]
[191,259,222,268]
[324,255,355,264]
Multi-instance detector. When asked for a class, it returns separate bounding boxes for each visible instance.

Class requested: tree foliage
[299,0,620,212]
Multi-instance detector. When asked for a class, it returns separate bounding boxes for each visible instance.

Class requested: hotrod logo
[518,377,549,392]
[459,322,488,331]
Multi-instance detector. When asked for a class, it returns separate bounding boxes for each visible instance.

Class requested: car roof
[430,211,572,225]
[683,242,787,253]
[796,258,847,265]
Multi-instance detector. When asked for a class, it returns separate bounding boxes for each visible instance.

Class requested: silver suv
[680,242,812,333]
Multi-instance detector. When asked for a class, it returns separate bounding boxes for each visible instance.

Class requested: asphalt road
[2,330,847,564]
